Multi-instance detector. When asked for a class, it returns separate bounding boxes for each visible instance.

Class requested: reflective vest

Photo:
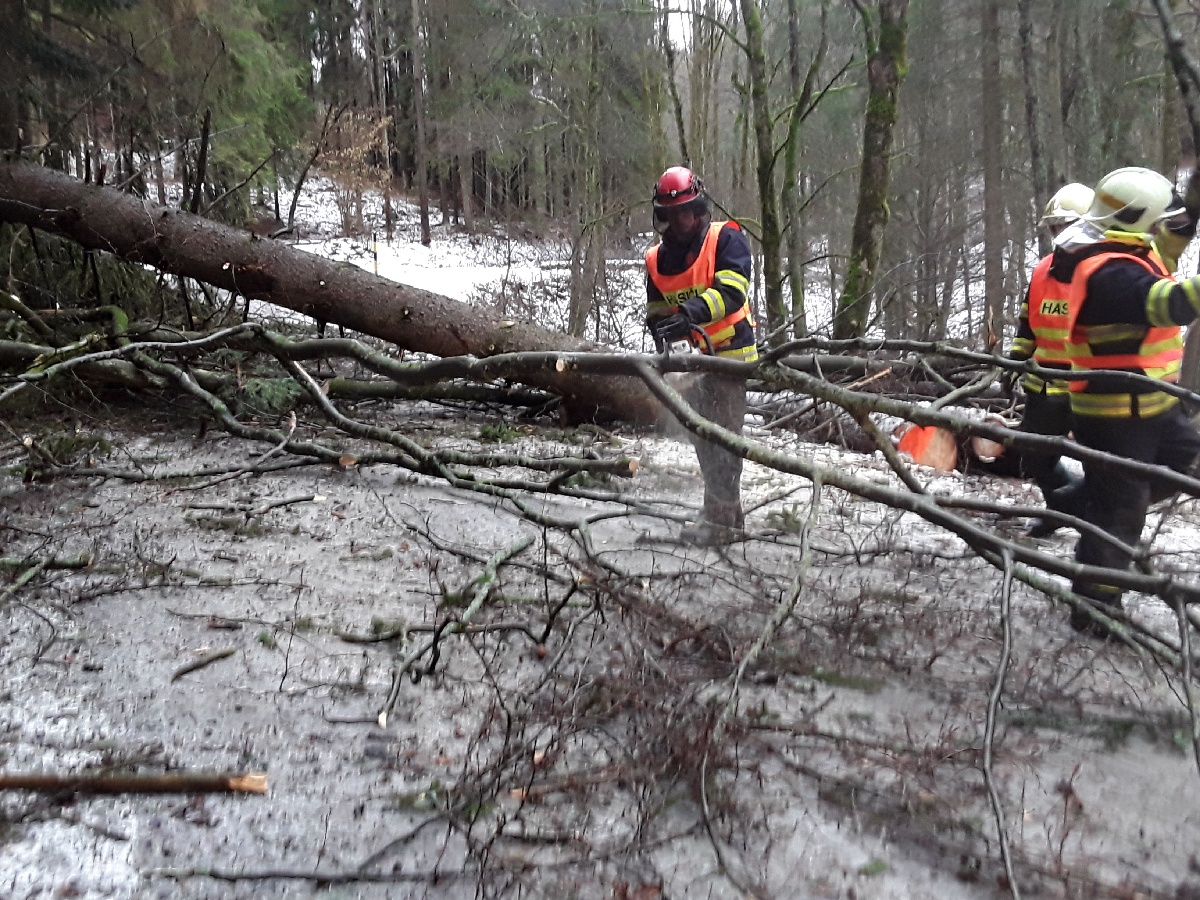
[1022,255,1071,396]
[1064,249,1183,418]
[646,222,756,360]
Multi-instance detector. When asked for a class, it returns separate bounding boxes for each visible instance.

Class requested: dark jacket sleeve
[1081,259,1200,329]
[1007,283,1035,361]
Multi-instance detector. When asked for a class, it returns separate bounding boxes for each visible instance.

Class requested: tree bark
[411,0,431,246]
[833,0,910,340]
[739,0,784,344]
[981,0,1004,351]
[1019,0,1050,258]
[0,161,660,423]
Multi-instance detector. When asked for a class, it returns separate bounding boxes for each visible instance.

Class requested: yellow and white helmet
[1083,167,1182,234]
[1039,183,1094,229]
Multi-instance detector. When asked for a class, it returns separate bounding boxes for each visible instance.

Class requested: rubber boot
[1027,476,1087,538]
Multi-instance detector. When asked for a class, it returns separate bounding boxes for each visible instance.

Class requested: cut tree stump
[894,423,958,471]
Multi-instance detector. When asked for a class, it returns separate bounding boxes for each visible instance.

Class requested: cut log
[894,423,958,471]
[0,161,658,424]
[0,771,267,794]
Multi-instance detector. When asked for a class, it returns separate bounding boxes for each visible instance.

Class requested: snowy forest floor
[4,390,1200,900]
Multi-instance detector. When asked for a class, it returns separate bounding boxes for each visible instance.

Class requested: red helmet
[653,166,705,209]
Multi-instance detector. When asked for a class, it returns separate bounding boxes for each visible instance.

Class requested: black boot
[1029,477,1088,538]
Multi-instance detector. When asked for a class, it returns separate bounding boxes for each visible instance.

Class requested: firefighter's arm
[1007,286,1035,362]
[1147,274,1200,328]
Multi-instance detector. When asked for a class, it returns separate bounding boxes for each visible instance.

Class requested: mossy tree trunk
[781,0,829,341]
[832,0,910,341]
[981,0,1004,352]
[738,0,784,345]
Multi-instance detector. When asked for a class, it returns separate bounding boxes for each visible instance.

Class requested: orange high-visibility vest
[646,221,750,354]
[1026,255,1071,367]
[1065,249,1183,416]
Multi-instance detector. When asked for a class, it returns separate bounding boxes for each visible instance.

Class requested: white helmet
[1039,183,1094,228]
[1083,167,1182,234]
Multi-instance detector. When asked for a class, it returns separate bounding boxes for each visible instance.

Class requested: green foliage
[858,860,889,877]
[766,503,808,533]
[478,422,522,443]
[36,431,113,465]
[237,378,304,416]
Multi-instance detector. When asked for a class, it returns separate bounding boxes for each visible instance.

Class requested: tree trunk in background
[833,0,910,340]
[739,0,784,344]
[411,0,430,246]
[458,150,475,232]
[981,0,1004,351]
[0,0,27,155]
[1181,327,1200,393]
[369,0,393,241]
[661,5,690,165]
[781,0,827,341]
[568,5,604,339]
[1019,0,1050,258]
[0,161,662,424]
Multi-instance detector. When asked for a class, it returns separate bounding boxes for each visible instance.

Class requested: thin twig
[170,648,236,682]
[983,549,1021,899]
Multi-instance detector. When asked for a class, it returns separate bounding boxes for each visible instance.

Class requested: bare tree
[833,0,910,340]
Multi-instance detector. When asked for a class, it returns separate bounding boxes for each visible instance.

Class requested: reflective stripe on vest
[1064,249,1182,416]
[646,222,757,359]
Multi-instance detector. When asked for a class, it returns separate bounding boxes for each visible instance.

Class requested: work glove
[653,311,696,344]
[646,317,666,352]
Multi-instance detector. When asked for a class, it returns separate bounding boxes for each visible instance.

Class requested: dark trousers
[669,372,746,526]
[1071,405,1200,600]
[1019,389,1074,502]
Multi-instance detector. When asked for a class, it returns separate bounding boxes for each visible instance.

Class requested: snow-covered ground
[5,171,1200,899]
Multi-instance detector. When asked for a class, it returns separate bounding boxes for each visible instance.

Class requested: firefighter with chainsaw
[645,166,757,545]
[1006,183,1094,537]
[1051,166,1200,635]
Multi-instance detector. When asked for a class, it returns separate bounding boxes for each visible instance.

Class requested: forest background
[8,2,1200,898]
[6,0,1198,353]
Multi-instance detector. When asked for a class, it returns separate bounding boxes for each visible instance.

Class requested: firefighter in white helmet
[1006,183,1094,538]
[1051,166,1200,636]
[645,166,757,544]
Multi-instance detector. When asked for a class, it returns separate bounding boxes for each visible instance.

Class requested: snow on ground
[5,172,1200,898]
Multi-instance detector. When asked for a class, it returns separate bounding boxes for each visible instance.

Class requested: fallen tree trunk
[0,771,268,794]
[0,161,658,424]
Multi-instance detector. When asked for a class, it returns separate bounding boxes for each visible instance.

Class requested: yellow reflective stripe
[1147,279,1177,327]
[1142,334,1184,356]
[1033,329,1070,343]
[1069,391,1180,417]
[705,324,736,346]
[1182,276,1200,315]
[1146,359,1182,380]
[1010,338,1035,358]
[1084,323,1152,343]
[715,269,749,294]
[715,342,759,362]
[647,299,673,317]
[1018,299,1029,318]
[701,286,726,321]
[1020,373,1070,395]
